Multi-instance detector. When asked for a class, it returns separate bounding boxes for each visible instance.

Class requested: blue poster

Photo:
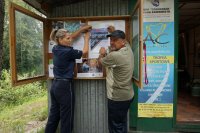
[138,22,174,117]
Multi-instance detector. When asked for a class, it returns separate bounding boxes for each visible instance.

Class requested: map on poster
[88,20,125,58]
[89,28,109,58]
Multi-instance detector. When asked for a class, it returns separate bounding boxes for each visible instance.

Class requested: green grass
[0,70,48,132]
[0,95,48,133]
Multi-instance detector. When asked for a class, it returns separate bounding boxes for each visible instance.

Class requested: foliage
[0,0,5,77]
[2,0,46,73]
[0,0,48,133]
[0,69,48,132]
[15,10,44,76]
[0,1,49,132]
[2,0,25,70]
[0,96,48,132]
[0,69,47,112]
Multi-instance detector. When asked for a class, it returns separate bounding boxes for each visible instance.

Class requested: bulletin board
[47,16,130,79]
[9,2,131,85]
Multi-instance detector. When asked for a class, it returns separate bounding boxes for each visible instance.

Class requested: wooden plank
[9,2,17,86]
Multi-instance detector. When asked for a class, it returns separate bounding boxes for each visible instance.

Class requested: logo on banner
[151,0,159,7]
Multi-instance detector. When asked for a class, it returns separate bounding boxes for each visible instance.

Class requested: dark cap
[106,30,125,39]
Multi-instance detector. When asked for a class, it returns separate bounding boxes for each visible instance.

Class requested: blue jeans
[45,79,74,133]
[108,98,133,133]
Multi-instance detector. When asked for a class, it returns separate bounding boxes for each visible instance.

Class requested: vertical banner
[138,0,174,117]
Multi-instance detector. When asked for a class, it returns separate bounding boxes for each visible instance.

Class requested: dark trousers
[45,79,75,133]
[108,98,133,133]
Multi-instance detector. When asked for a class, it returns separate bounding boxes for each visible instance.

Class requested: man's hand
[98,47,106,65]
[99,47,106,56]
[107,26,115,33]
[81,25,92,33]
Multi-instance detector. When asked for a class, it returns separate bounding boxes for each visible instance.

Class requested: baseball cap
[106,30,125,39]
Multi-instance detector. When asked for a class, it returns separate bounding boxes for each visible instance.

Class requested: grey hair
[50,28,68,44]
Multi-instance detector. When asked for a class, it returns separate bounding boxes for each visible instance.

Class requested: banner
[138,0,174,118]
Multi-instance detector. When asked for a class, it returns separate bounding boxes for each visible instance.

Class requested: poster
[138,0,174,118]
[89,28,109,58]
[138,21,174,118]
[48,20,126,78]
[72,35,85,63]
[77,58,103,78]
[88,20,125,58]
[143,0,174,22]
[63,21,85,62]
[48,40,56,53]
[48,59,54,78]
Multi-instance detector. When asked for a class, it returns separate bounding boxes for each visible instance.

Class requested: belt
[54,78,72,81]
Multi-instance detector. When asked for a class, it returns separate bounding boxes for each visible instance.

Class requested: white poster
[48,64,54,78]
[143,0,174,22]
[88,20,125,31]
[88,20,126,58]
[48,40,56,53]
[77,58,103,78]
[72,35,85,63]
[64,21,85,63]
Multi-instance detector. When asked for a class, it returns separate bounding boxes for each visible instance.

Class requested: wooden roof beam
[22,0,50,15]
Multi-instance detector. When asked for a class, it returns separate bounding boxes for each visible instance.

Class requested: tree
[2,0,27,71]
[0,0,5,79]
[15,11,44,78]
[2,0,45,77]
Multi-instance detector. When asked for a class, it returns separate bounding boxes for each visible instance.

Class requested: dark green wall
[128,0,137,14]
[129,84,138,128]
[173,0,178,129]
[128,0,138,129]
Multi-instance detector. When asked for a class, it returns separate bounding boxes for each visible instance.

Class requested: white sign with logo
[143,0,174,22]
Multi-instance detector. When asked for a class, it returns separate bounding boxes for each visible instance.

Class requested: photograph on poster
[52,21,64,29]
[64,21,81,33]
[77,58,103,78]
[48,40,56,53]
[52,21,81,32]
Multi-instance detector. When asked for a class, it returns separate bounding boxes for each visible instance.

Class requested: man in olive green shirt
[98,30,134,133]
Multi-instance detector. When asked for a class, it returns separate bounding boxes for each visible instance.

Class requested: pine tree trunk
[0,0,5,79]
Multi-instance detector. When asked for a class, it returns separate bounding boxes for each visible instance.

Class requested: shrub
[0,69,47,111]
